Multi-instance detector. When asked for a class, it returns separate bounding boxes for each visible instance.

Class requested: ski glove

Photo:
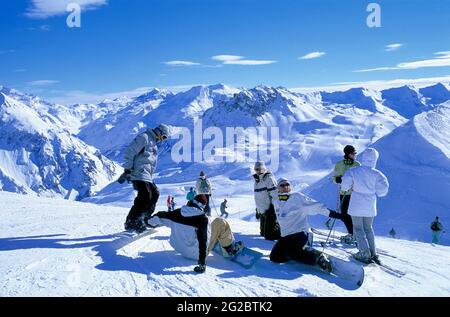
[194,264,206,273]
[118,170,132,184]
[335,176,342,184]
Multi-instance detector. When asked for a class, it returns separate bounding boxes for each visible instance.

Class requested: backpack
[431,222,440,231]
[199,179,210,193]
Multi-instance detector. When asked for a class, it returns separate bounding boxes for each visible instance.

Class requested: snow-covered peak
[419,83,450,105]
[0,93,121,199]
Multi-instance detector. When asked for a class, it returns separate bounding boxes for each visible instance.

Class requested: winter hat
[155,124,171,139]
[193,194,208,209]
[344,145,356,157]
[277,177,291,188]
[254,161,266,170]
[199,171,206,177]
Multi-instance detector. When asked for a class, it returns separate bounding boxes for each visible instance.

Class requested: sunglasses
[280,183,290,187]
[161,135,168,141]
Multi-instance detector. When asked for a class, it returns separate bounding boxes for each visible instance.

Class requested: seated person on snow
[147,194,243,273]
[270,177,343,273]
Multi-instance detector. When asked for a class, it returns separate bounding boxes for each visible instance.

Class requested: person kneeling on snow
[270,178,337,273]
[147,194,243,273]
[341,148,389,264]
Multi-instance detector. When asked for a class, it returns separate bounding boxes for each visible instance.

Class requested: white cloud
[385,43,403,52]
[212,55,277,66]
[291,75,450,93]
[27,80,59,86]
[353,51,450,72]
[25,0,107,19]
[299,52,326,60]
[212,55,245,62]
[163,61,201,67]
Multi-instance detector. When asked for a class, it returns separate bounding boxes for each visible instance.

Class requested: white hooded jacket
[341,148,389,217]
[254,171,277,214]
[273,192,330,237]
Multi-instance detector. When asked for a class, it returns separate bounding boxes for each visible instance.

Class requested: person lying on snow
[147,194,243,273]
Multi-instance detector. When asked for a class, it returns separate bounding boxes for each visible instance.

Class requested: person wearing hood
[147,194,243,273]
[330,145,361,244]
[253,161,280,241]
[122,124,171,233]
[341,148,389,264]
[186,187,197,202]
[270,177,338,273]
[196,171,212,216]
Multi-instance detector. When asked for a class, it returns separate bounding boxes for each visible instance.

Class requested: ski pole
[323,193,347,249]
[210,194,220,217]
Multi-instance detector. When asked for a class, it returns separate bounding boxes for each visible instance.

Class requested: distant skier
[341,148,389,264]
[270,177,337,273]
[167,195,172,211]
[122,124,171,233]
[253,161,280,241]
[220,199,229,218]
[389,228,396,239]
[328,145,361,245]
[196,171,212,216]
[430,217,444,244]
[171,196,176,211]
[147,194,243,273]
[186,187,196,202]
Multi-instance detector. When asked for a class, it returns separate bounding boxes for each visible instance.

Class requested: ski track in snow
[1,191,450,297]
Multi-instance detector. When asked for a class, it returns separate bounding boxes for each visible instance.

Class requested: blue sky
[1,0,449,104]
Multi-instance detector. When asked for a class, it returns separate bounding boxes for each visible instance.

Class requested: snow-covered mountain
[0,91,121,200]
[78,84,239,161]
[305,103,450,244]
[1,191,449,296]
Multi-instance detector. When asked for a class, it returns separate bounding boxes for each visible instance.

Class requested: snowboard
[212,242,263,269]
[112,228,157,250]
[326,253,365,287]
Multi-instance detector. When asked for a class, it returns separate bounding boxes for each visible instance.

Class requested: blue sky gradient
[1,0,449,104]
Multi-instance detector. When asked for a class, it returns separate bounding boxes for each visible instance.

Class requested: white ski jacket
[273,192,329,237]
[253,171,277,214]
[196,178,212,195]
[123,129,158,183]
[341,148,389,217]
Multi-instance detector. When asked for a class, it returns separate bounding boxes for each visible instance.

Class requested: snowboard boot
[352,251,372,264]
[224,241,244,257]
[194,264,206,273]
[317,253,333,274]
[340,234,356,245]
[371,255,381,265]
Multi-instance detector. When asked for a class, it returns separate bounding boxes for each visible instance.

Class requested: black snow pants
[260,204,281,241]
[125,181,160,226]
[339,194,353,235]
[270,232,322,265]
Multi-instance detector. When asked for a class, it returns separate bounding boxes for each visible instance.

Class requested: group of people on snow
[118,123,443,274]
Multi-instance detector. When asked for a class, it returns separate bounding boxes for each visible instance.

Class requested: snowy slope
[305,103,450,245]
[0,92,121,200]
[1,191,449,297]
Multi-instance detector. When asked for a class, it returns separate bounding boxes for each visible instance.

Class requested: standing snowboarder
[195,171,212,216]
[123,124,171,233]
[186,187,196,202]
[430,217,444,244]
[220,199,229,218]
[389,228,396,239]
[341,148,389,264]
[270,178,335,273]
[167,195,172,211]
[253,161,280,241]
[147,194,243,273]
[329,145,361,244]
